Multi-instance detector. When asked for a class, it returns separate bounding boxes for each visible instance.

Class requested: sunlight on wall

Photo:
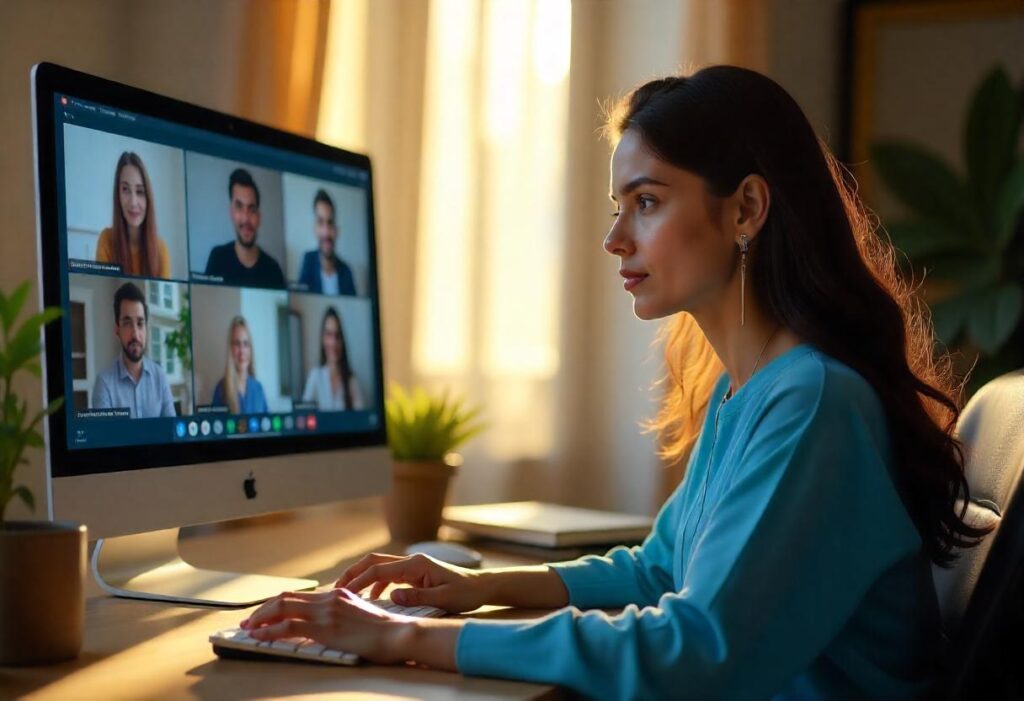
[412,0,480,375]
[316,0,368,150]
[414,0,571,459]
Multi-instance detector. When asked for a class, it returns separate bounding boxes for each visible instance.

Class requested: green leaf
[885,219,980,259]
[922,254,1000,287]
[994,159,1024,249]
[0,281,31,334]
[965,66,1021,214]
[966,282,1024,355]
[870,141,981,237]
[13,485,35,512]
[931,294,973,347]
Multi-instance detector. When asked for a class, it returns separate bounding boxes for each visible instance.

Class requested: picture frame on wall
[841,0,1024,208]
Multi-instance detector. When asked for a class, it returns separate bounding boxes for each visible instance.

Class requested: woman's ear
[731,174,770,242]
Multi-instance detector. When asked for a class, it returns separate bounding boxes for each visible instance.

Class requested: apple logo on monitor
[243,472,257,500]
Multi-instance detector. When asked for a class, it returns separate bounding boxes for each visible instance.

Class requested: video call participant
[297,189,356,295]
[92,282,176,418]
[301,306,364,410]
[204,168,286,288]
[95,152,171,278]
[211,316,269,414]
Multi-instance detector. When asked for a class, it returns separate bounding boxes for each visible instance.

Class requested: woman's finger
[335,552,403,589]
[369,580,389,601]
[345,559,424,594]
[248,617,316,642]
[243,593,329,629]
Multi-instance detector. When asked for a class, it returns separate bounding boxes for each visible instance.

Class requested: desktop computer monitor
[31,63,390,606]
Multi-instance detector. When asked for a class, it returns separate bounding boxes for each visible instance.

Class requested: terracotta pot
[0,521,87,665]
[385,458,459,543]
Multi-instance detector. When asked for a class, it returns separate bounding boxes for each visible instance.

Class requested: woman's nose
[603,218,632,257]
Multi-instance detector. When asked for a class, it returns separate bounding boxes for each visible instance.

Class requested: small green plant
[0,282,63,524]
[384,382,485,461]
[164,292,192,373]
[871,64,1024,393]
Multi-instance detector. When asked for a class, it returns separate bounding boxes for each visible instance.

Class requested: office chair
[929,369,1024,699]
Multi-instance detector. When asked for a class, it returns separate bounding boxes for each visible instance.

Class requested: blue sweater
[456,345,942,699]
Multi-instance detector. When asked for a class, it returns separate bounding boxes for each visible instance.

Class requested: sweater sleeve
[456,377,921,700]
[547,477,685,608]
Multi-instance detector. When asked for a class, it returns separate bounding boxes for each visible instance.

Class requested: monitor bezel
[32,62,388,478]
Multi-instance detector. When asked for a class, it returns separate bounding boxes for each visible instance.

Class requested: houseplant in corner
[870,64,1024,395]
[0,281,85,666]
[384,382,485,543]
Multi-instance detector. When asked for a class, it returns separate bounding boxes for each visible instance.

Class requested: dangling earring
[739,234,749,327]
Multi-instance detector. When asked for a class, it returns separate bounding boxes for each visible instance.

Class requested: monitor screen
[34,64,387,479]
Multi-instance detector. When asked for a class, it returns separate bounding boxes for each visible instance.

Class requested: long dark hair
[111,151,161,276]
[320,306,355,409]
[611,66,990,567]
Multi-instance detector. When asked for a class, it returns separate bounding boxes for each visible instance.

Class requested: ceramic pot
[385,457,459,543]
[0,521,87,665]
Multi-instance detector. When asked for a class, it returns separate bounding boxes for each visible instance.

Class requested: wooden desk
[0,500,561,701]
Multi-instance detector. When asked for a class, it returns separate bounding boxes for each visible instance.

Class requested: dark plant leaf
[0,281,31,334]
[995,159,1024,249]
[922,254,1000,287]
[931,294,974,346]
[870,141,982,236]
[965,66,1021,214]
[885,219,979,259]
[13,485,35,512]
[966,283,1024,355]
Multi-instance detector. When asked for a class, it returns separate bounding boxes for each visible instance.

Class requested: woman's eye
[637,195,655,211]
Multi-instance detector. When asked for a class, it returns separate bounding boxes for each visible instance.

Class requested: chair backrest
[930,369,1024,696]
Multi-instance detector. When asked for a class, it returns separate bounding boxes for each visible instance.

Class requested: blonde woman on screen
[212,316,268,414]
[301,306,364,410]
[95,151,171,278]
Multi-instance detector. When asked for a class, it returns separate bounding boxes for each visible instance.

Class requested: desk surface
[0,501,561,701]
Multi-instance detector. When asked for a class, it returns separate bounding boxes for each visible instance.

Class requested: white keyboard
[210,598,446,666]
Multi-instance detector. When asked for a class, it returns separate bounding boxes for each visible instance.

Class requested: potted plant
[383,382,485,543]
[164,292,193,414]
[0,281,86,666]
[870,64,1024,395]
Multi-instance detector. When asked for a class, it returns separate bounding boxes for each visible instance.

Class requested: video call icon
[306,415,317,431]
[260,417,271,433]
[187,421,199,437]
[226,419,236,434]
[296,416,306,430]
[175,422,186,438]
[213,420,224,436]
[248,417,260,433]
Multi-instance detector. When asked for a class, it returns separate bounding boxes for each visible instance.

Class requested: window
[146,280,179,317]
[149,324,182,383]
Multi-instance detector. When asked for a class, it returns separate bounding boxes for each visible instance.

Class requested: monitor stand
[92,528,319,607]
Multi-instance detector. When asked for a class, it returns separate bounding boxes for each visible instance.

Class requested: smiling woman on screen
[95,151,171,279]
[239,66,991,700]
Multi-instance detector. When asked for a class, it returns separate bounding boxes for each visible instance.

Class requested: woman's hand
[240,587,464,669]
[240,588,417,664]
[335,552,490,613]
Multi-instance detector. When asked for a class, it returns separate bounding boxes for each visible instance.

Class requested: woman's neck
[694,302,802,397]
[127,225,141,247]
[235,370,248,394]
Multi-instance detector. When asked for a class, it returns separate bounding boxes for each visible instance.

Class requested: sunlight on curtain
[316,0,368,150]
[414,0,571,459]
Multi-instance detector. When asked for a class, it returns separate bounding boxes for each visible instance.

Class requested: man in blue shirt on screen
[92,281,176,418]
[297,189,356,295]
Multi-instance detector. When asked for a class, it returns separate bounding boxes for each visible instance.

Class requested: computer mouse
[403,541,483,569]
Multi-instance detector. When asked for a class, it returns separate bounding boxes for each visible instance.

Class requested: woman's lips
[622,274,648,292]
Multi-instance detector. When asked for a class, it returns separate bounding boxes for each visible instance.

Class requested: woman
[95,151,171,278]
[301,306,365,410]
[212,316,268,414]
[240,67,991,699]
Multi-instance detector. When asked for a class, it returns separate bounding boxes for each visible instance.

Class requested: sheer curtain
[317,0,572,504]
